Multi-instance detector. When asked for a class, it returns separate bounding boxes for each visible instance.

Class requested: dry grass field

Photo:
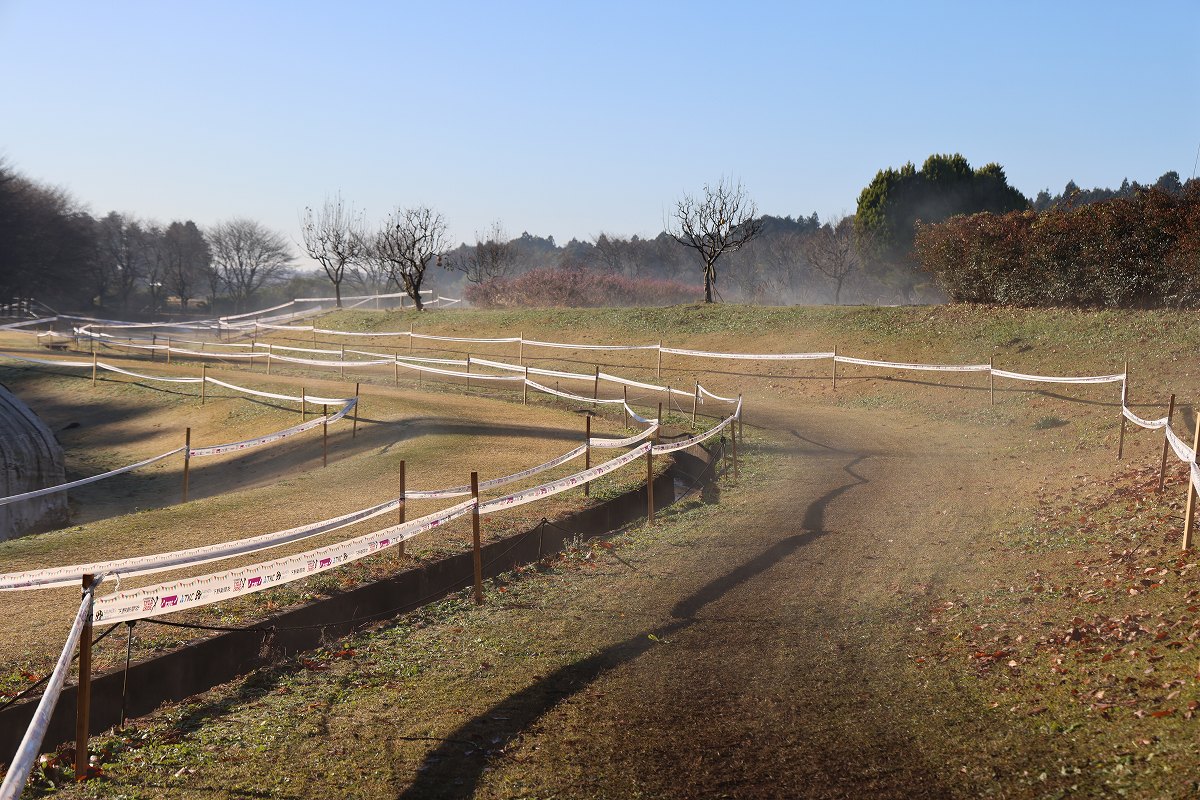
[6,303,1200,798]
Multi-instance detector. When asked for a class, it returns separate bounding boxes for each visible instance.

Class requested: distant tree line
[914,182,1200,308]
[0,160,296,316]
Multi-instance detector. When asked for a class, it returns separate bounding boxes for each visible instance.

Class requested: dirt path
[391,400,1044,799]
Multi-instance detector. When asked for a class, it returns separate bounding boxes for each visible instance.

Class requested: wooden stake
[200,364,207,405]
[646,433,655,526]
[394,353,400,385]
[989,357,994,406]
[166,336,171,365]
[692,383,699,427]
[665,385,671,415]
[1184,414,1200,550]
[339,344,345,379]
[409,323,414,352]
[182,428,191,502]
[74,574,94,781]
[150,334,156,362]
[352,382,360,439]
[584,416,591,498]
[267,343,273,375]
[1117,361,1129,460]
[731,413,740,480]
[832,344,838,390]
[593,365,600,400]
[471,472,483,604]
[1159,394,1176,492]
[397,460,406,558]
[656,341,662,380]
[322,405,328,468]
[91,351,97,387]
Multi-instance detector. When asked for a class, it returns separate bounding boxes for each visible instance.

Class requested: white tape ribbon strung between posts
[652,414,736,455]
[1166,424,1195,464]
[523,339,659,351]
[624,404,658,426]
[523,378,628,406]
[267,352,393,368]
[348,348,467,366]
[0,316,59,330]
[597,371,694,397]
[0,353,94,369]
[411,332,521,344]
[698,384,737,404]
[390,358,523,381]
[0,448,185,507]
[203,376,347,406]
[662,346,835,360]
[469,356,594,382]
[188,399,355,457]
[590,424,659,449]
[98,362,204,383]
[835,355,991,373]
[1192,462,1200,496]
[90,499,476,625]
[1121,406,1169,430]
[0,494,402,591]
[990,368,1126,385]
[406,444,589,500]
[0,587,94,800]
[479,443,651,515]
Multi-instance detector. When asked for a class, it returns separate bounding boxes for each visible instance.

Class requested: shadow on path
[395,432,871,800]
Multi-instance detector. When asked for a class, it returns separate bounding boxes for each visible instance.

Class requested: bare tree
[447,220,514,285]
[94,212,152,311]
[591,232,642,277]
[802,216,861,305]
[668,178,764,303]
[209,218,294,311]
[371,206,449,310]
[300,194,366,308]
[163,220,210,312]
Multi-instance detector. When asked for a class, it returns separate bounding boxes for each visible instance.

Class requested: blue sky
[1,0,1196,251]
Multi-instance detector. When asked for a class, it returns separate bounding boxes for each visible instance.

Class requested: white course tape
[480,443,650,515]
[1193,462,1200,496]
[90,500,476,624]
[835,355,991,372]
[990,369,1126,385]
[662,346,835,360]
[1122,406,1169,430]
[0,494,402,591]
[590,425,659,449]
[98,362,204,383]
[348,348,467,366]
[0,448,185,507]
[698,385,737,404]
[597,372,693,397]
[1166,425,1195,464]
[524,340,659,351]
[523,378,627,405]
[652,414,734,455]
[0,353,94,369]
[0,316,59,330]
[189,400,354,457]
[624,404,657,426]
[470,356,594,382]
[406,444,589,500]
[411,332,521,344]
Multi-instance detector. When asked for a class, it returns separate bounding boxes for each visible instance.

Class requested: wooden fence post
[166,336,172,365]
[200,364,207,405]
[1159,394,1176,492]
[339,344,345,379]
[1183,415,1200,550]
[182,428,191,502]
[523,367,529,405]
[409,323,414,352]
[300,387,306,421]
[150,334,156,362]
[646,435,655,526]
[91,351,97,387]
[74,574,95,780]
[471,472,483,604]
[656,341,662,380]
[989,357,995,407]
[352,383,360,439]
[322,405,329,468]
[394,353,400,386]
[1118,361,1129,460]
[832,345,838,391]
[397,460,406,559]
[593,366,600,400]
[266,343,273,375]
[731,414,740,480]
[693,383,699,427]
[584,416,591,498]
